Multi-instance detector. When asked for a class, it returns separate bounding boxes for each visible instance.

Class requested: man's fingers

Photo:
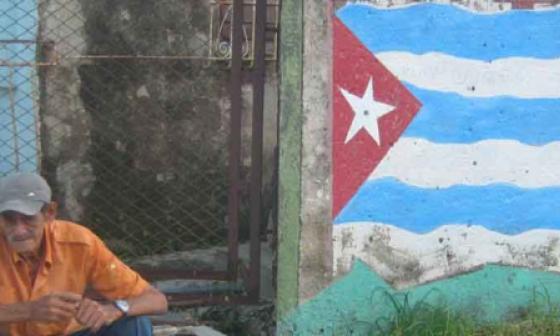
[76,300,100,328]
[66,297,112,333]
[52,292,82,303]
[76,304,95,325]
[91,314,106,333]
[29,293,80,322]
[76,298,96,323]
[76,298,89,321]
[45,306,74,321]
[50,297,79,314]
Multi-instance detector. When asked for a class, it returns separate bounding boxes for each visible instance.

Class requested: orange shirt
[0,220,150,336]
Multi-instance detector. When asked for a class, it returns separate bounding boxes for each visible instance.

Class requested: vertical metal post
[248,0,266,301]
[8,67,20,171]
[227,0,244,280]
[208,1,215,63]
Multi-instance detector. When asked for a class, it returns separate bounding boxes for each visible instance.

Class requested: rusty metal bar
[0,39,38,44]
[211,0,280,6]
[67,55,237,61]
[0,55,277,68]
[272,0,281,61]
[0,57,278,67]
[0,61,55,67]
[7,68,20,170]
[226,0,244,281]
[247,0,266,302]
[136,269,230,282]
[159,294,254,308]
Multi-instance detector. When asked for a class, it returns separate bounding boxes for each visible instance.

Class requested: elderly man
[0,173,168,336]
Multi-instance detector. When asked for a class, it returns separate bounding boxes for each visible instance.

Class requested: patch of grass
[365,290,477,336]
[358,289,560,336]
[476,288,560,336]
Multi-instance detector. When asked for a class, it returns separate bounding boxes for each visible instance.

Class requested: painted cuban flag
[332,3,560,288]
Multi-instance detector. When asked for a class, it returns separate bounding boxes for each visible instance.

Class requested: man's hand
[29,292,81,322]
[75,298,123,333]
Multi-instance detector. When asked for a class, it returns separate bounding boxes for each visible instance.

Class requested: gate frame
[136,0,269,306]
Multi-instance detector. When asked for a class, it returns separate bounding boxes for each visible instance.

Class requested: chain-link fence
[0,0,278,271]
[0,1,39,174]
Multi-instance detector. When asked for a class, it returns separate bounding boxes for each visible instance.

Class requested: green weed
[359,288,560,336]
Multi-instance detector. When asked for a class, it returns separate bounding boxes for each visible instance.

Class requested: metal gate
[0,0,278,305]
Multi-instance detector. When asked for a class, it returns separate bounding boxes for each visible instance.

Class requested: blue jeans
[70,316,153,336]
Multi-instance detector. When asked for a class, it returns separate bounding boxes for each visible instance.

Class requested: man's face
[0,206,52,254]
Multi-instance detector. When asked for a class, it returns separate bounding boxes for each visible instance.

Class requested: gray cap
[0,172,52,215]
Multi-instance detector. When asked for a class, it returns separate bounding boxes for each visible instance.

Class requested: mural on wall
[333,3,560,289]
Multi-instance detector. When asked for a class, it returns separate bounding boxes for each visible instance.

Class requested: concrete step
[154,325,227,336]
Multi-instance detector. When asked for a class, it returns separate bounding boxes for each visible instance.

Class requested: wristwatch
[113,299,130,316]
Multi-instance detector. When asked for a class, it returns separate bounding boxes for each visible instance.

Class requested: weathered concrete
[334,223,560,289]
[154,301,274,336]
[38,0,278,258]
[134,242,275,300]
[277,0,303,320]
[298,0,333,302]
[154,325,227,336]
[38,0,93,220]
[277,0,334,319]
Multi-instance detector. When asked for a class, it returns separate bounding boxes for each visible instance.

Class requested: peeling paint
[334,223,560,289]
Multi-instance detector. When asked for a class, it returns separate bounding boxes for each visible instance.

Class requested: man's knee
[103,316,153,336]
[70,316,153,336]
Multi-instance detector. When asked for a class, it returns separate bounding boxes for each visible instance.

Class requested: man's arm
[76,230,168,332]
[76,286,168,332]
[0,302,30,323]
[123,285,168,316]
[0,293,80,324]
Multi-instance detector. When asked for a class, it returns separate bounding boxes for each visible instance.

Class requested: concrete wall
[298,0,333,302]
[277,0,332,318]
[39,0,92,220]
[37,0,278,257]
[278,0,560,334]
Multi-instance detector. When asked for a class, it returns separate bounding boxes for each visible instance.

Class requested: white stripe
[333,222,560,289]
[353,1,560,13]
[369,138,560,188]
[376,52,560,98]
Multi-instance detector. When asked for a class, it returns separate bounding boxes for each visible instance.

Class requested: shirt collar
[43,222,54,266]
[8,240,22,264]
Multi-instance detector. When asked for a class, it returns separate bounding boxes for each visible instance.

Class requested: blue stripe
[403,83,560,145]
[334,178,560,234]
[336,4,560,60]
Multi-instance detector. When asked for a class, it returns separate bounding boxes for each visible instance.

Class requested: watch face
[115,299,130,313]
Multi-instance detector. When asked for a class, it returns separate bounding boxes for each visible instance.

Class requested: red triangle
[332,17,422,218]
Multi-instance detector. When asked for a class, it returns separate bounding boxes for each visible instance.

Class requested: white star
[339,78,395,145]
